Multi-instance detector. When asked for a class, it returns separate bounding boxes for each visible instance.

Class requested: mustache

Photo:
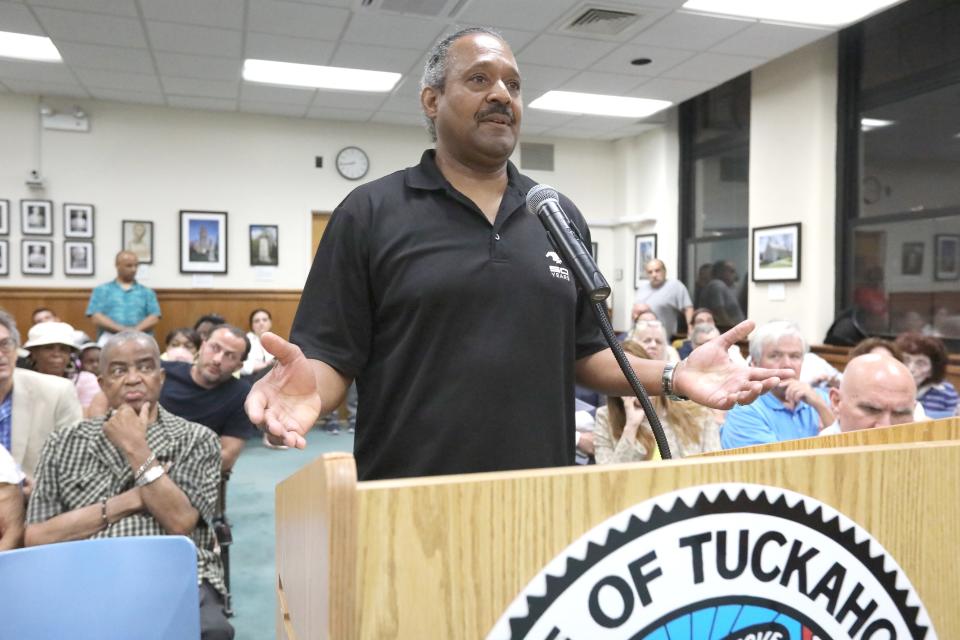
[476,103,515,123]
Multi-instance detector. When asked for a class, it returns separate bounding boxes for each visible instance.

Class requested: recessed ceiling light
[860,118,894,131]
[630,58,653,66]
[243,59,400,92]
[0,30,62,63]
[529,91,671,118]
[681,0,904,27]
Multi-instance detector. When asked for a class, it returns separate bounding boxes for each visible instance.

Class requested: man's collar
[405,148,531,195]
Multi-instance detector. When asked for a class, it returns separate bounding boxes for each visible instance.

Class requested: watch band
[661,361,689,401]
[136,464,165,487]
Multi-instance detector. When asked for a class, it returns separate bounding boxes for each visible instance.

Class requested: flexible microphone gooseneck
[525,184,672,460]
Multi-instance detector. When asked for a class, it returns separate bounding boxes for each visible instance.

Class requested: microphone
[526,184,611,302]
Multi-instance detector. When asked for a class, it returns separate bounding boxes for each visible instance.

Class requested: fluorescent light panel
[0,30,61,63]
[860,118,894,131]
[681,0,904,27]
[243,59,400,92]
[529,91,672,118]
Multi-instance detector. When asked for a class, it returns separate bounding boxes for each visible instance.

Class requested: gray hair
[749,320,807,363]
[420,26,505,142]
[100,331,161,371]
[0,308,20,348]
[690,323,719,346]
[627,319,667,344]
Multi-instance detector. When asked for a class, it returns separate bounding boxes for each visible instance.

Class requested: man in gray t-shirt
[632,259,694,338]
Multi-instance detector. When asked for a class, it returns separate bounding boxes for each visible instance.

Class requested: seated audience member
[626,319,679,363]
[22,322,100,412]
[688,323,745,363]
[721,321,834,449]
[0,443,25,550]
[24,332,233,639]
[241,309,276,378]
[677,308,716,358]
[194,314,226,342]
[160,325,255,472]
[820,354,917,435]
[895,333,959,419]
[573,398,597,464]
[850,337,902,360]
[86,251,161,343]
[79,342,102,376]
[595,341,720,463]
[162,327,201,363]
[0,312,82,485]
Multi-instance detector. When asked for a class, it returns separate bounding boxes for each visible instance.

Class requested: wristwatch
[661,362,689,401]
[136,464,165,487]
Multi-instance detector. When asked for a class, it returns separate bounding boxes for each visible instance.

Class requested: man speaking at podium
[246,28,791,480]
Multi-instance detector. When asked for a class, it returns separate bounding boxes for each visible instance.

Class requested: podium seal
[489,484,935,640]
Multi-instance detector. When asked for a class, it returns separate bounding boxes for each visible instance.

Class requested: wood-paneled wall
[0,286,303,343]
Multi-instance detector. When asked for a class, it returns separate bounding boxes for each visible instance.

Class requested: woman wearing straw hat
[23,322,100,414]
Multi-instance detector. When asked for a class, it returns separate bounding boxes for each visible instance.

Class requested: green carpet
[226,429,354,640]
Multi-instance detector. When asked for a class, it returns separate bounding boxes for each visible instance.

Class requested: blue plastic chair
[0,535,201,639]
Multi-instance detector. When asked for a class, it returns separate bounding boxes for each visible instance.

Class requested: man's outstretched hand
[244,332,323,449]
[674,320,795,410]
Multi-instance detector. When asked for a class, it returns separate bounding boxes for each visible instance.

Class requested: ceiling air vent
[563,7,642,36]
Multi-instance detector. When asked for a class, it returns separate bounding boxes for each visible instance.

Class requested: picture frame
[20,199,53,236]
[901,242,924,276]
[64,241,94,276]
[0,239,7,275]
[122,220,154,264]
[249,224,278,266]
[22,239,53,275]
[63,203,95,238]
[0,199,9,235]
[934,234,960,281]
[752,222,801,282]
[180,210,227,274]
[634,234,657,289]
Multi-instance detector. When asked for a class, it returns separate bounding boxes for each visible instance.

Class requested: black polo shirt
[292,150,607,480]
[159,361,255,440]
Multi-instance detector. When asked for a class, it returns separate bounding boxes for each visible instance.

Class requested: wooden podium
[275,418,960,639]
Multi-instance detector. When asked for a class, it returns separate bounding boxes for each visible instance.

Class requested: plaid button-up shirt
[27,405,226,595]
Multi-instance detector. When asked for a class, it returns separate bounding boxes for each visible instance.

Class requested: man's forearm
[310,359,352,416]
[684,306,694,327]
[138,474,199,535]
[220,436,246,472]
[135,314,160,332]
[25,489,141,546]
[91,312,126,333]
[0,486,25,551]
[575,349,665,397]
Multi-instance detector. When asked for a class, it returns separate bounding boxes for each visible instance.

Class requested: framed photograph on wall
[122,220,153,264]
[249,224,278,266]
[22,239,53,275]
[0,240,8,275]
[934,234,960,281]
[63,203,95,238]
[634,234,657,289]
[180,210,227,274]
[64,241,94,276]
[752,222,801,282]
[901,242,924,276]
[21,199,53,235]
[0,200,9,235]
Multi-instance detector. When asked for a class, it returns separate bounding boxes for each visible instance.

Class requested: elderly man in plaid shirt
[25,331,233,640]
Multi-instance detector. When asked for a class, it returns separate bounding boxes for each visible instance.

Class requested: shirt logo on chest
[545,251,570,282]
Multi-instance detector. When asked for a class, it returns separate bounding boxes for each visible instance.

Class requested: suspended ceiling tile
[246,0,349,41]
[631,11,752,50]
[661,51,764,82]
[0,1,46,35]
[239,99,308,117]
[89,87,165,104]
[455,0,580,32]
[368,110,424,127]
[0,58,76,82]
[26,0,138,17]
[58,42,154,74]
[310,88,386,110]
[33,6,147,48]
[517,34,620,71]
[559,70,651,95]
[516,62,578,93]
[154,52,241,81]
[240,82,315,105]
[628,76,714,102]
[3,77,89,97]
[709,21,831,58]
[341,12,446,50]
[163,76,239,99]
[378,90,424,115]
[520,108,578,130]
[73,67,161,92]
[589,43,695,76]
[244,32,336,66]
[331,42,423,74]
[167,94,237,110]
[139,0,245,31]
[305,105,375,121]
[147,21,243,58]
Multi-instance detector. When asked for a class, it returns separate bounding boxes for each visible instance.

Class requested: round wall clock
[335,146,369,180]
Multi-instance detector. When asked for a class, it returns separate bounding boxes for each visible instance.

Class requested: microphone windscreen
[525,184,559,216]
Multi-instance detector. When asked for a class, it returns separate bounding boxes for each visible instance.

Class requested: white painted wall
[0,93,619,289]
[748,35,839,345]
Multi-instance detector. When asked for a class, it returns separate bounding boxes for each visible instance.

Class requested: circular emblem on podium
[488,484,935,640]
